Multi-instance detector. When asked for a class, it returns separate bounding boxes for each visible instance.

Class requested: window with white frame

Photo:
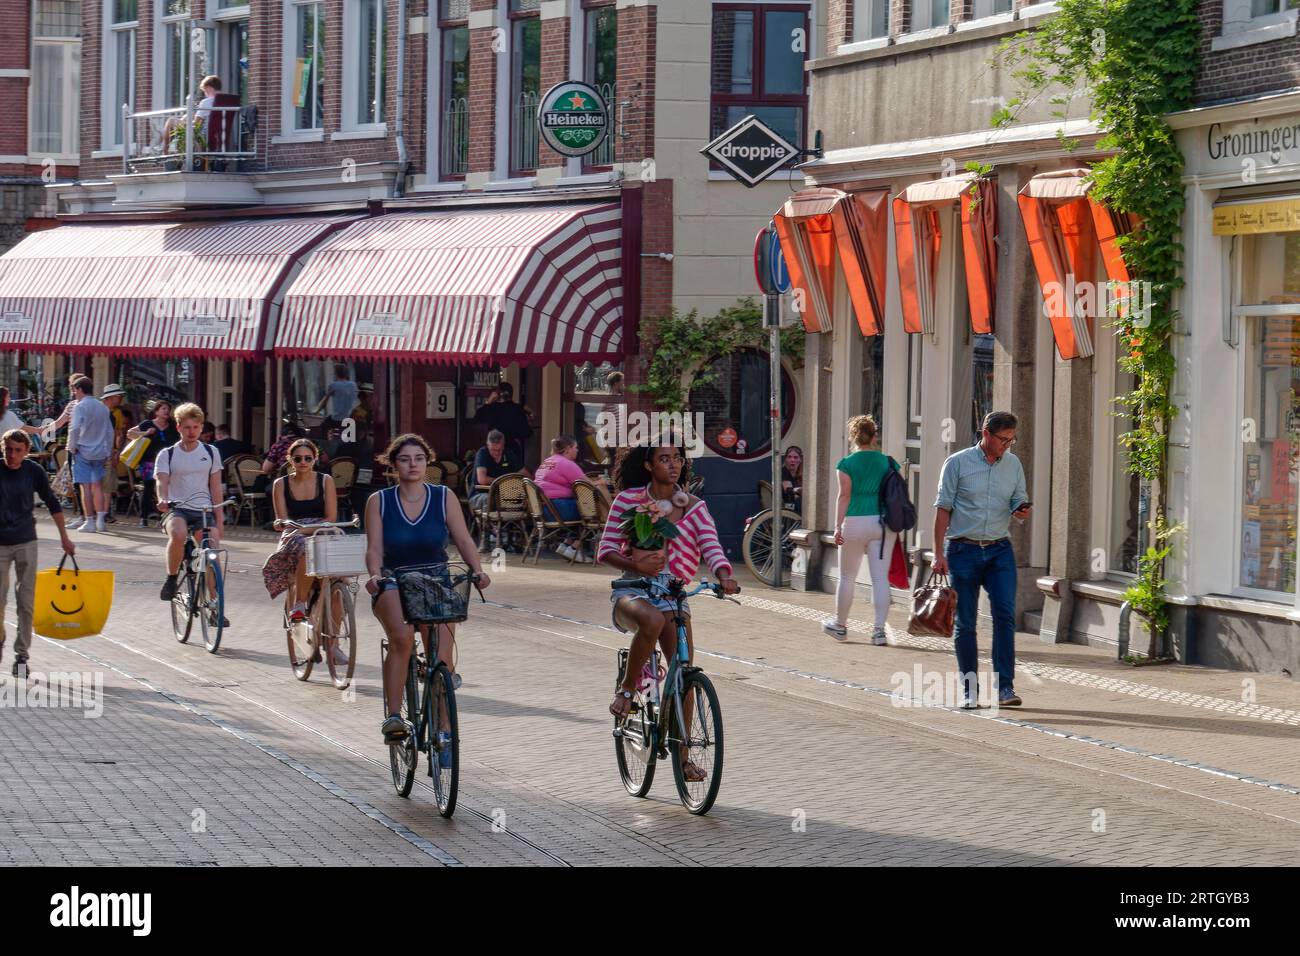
[973,0,1013,17]
[157,0,192,110]
[214,4,250,105]
[1235,232,1300,598]
[852,0,889,41]
[583,0,617,168]
[1252,0,1300,16]
[289,0,327,131]
[31,0,81,157]
[910,0,950,31]
[437,0,469,178]
[345,0,385,128]
[102,0,137,148]
[509,0,542,175]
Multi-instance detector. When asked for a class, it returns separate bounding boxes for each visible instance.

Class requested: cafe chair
[521,479,582,565]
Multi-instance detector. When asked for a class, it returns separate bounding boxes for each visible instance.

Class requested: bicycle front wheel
[171,571,196,644]
[669,670,724,815]
[198,561,225,654]
[325,582,357,690]
[426,661,459,818]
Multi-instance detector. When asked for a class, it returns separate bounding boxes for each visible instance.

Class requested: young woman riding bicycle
[597,438,738,781]
[365,433,489,742]
[262,437,342,663]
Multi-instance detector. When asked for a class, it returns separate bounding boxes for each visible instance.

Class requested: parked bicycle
[381,562,484,818]
[166,496,236,653]
[742,504,801,587]
[612,576,737,815]
[278,517,361,689]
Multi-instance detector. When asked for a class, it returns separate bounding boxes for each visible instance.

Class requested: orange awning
[1017,169,1137,360]
[773,187,890,336]
[893,174,998,336]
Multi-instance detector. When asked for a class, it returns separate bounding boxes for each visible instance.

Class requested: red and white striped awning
[0,215,353,358]
[274,202,624,364]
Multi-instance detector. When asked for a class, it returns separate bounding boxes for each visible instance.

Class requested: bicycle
[380,563,484,818]
[741,504,801,587]
[164,496,236,654]
[278,517,361,689]
[611,577,738,815]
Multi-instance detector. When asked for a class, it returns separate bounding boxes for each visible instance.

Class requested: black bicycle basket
[394,563,472,625]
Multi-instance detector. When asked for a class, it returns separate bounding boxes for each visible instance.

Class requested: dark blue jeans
[945,538,1017,699]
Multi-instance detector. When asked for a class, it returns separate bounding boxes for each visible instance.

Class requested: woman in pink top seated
[534,435,592,561]
[597,439,739,779]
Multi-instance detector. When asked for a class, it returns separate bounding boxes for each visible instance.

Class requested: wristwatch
[616,689,632,701]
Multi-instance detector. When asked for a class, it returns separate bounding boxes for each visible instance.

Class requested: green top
[836,449,893,517]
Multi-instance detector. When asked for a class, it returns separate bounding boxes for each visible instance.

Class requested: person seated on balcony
[162,74,221,154]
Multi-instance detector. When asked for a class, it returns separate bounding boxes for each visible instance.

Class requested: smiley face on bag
[50,580,84,616]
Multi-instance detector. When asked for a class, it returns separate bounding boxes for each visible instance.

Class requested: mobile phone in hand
[1014,501,1032,515]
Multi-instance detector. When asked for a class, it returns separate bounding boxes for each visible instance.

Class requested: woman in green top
[823,414,897,645]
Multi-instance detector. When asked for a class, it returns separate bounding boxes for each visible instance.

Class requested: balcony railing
[511,90,540,175]
[440,96,469,178]
[123,99,258,175]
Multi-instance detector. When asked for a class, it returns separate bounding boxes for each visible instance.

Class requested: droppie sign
[701,115,800,188]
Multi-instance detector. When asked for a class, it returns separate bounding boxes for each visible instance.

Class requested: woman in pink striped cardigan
[597,441,738,776]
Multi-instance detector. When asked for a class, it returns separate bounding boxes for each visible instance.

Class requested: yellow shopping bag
[120,434,151,470]
[33,554,115,640]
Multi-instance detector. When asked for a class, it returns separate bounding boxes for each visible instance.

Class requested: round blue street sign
[767,227,791,295]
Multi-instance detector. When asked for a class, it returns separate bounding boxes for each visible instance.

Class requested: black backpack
[877,457,917,556]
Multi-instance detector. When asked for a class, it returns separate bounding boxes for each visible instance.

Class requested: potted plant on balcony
[165,121,208,172]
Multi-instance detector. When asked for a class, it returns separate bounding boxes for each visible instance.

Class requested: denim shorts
[610,571,689,633]
[71,454,106,484]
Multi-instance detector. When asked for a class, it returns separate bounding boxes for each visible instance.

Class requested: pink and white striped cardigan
[596,488,732,582]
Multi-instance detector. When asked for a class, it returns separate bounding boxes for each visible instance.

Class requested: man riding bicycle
[597,438,738,780]
[156,403,228,628]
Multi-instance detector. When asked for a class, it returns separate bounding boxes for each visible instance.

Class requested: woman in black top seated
[262,438,338,625]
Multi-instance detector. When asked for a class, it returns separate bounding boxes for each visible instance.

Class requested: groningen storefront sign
[537,81,610,158]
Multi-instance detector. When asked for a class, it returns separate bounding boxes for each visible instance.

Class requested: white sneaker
[822,619,849,642]
[871,625,888,646]
[79,520,98,533]
[96,514,108,533]
[68,517,88,531]
[557,544,577,560]
[575,552,592,564]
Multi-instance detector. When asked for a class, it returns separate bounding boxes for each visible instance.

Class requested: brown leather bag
[908,572,957,638]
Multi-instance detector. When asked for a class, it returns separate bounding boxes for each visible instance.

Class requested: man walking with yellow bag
[0,429,76,677]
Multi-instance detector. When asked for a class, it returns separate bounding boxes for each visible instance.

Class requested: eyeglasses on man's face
[988,431,1017,447]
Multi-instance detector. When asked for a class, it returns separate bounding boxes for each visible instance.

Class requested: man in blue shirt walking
[932,411,1031,708]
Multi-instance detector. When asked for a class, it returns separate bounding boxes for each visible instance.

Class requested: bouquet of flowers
[622,495,682,551]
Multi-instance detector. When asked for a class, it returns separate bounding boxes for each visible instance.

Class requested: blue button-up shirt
[934,443,1028,542]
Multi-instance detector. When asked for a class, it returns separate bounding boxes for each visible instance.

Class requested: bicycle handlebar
[276,516,360,531]
[159,497,237,512]
[610,577,741,603]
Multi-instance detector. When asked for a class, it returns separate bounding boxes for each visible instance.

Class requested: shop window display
[1238,233,1300,596]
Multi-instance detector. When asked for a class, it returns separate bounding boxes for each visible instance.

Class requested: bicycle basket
[394,563,472,625]
[306,533,368,578]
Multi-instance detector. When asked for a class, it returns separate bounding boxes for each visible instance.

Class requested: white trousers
[835,516,895,628]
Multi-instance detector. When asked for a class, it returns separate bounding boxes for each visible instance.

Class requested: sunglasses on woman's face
[292,455,315,463]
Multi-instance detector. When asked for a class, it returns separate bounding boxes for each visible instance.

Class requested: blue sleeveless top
[379,483,449,570]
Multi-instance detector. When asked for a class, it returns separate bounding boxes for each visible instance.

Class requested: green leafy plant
[993,0,1201,643]
[634,299,805,413]
[1122,517,1183,659]
[621,499,681,550]
[169,119,208,155]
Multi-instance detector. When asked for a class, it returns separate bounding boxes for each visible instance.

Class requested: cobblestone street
[3,526,1298,867]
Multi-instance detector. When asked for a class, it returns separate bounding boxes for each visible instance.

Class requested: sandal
[609,688,634,719]
[680,759,707,783]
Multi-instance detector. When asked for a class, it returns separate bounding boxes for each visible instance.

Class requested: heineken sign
[701,115,800,188]
[537,81,610,158]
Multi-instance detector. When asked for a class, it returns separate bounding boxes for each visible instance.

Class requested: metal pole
[766,293,783,588]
